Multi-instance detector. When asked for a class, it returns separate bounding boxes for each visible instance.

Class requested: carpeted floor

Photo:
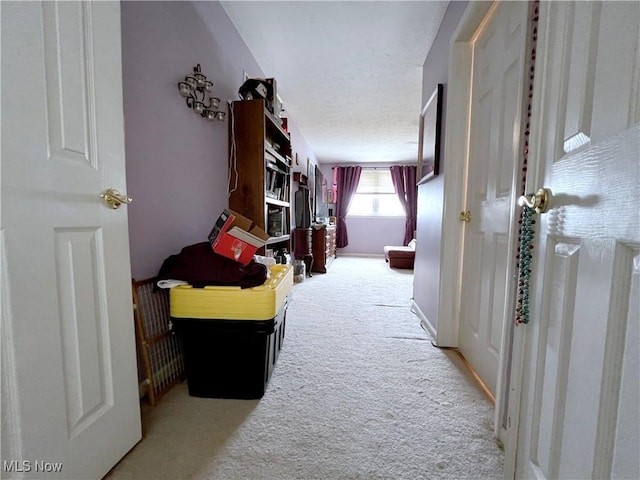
[107,256,504,480]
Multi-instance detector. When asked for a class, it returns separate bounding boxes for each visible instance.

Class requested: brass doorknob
[517,188,551,214]
[100,188,132,209]
[459,210,471,223]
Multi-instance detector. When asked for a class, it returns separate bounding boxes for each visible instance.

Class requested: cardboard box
[208,209,270,264]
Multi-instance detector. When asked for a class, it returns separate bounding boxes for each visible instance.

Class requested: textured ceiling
[220,1,449,165]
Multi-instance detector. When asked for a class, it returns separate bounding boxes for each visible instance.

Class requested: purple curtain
[335,166,361,248]
[390,166,417,245]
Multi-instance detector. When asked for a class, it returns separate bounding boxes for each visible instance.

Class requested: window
[347,169,404,217]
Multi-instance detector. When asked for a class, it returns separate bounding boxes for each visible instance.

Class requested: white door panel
[459,0,528,396]
[509,1,639,478]
[1,2,140,478]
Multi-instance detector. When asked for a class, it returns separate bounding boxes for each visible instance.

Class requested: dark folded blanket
[157,242,267,289]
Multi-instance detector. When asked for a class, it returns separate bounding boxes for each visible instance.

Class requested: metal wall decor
[178,64,225,122]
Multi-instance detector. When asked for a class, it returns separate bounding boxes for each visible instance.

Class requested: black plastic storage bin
[171,297,288,399]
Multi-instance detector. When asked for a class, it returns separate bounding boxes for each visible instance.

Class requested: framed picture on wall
[417,83,444,184]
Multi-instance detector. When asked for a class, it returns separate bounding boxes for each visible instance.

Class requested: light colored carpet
[107,256,504,480]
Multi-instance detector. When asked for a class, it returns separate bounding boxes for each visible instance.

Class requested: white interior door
[458,1,528,396]
[508,1,640,478]
[1,2,141,478]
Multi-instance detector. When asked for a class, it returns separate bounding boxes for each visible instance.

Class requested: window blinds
[355,169,395,194]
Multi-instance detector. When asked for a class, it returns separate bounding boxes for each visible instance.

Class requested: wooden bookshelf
[229,99,292,255]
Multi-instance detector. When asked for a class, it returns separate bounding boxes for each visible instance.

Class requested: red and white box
[208,209,270,265]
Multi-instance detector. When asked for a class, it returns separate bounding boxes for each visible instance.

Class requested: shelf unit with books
[229,99,292,255]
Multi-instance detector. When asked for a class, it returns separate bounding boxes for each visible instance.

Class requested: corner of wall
[413,0,469,340]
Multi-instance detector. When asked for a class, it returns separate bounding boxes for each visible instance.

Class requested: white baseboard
[411,299,436,342]
[336,252,385,258]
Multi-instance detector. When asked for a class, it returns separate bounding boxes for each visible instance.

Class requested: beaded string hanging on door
[515,0,540,326]
[516,206,535,324]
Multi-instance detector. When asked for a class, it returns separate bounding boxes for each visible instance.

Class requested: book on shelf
[268,207,285,237]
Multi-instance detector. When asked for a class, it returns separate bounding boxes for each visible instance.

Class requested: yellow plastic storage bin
[169,263,293,399]
[170,264,293,321]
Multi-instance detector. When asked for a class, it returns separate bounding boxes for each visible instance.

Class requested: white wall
[339,217,406,255]
[413,1,468,331]
[121,1,317,280]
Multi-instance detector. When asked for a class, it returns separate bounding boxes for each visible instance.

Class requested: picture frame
[417,83,444,184]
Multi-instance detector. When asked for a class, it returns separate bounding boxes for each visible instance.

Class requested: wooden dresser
[311,224,336,273]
